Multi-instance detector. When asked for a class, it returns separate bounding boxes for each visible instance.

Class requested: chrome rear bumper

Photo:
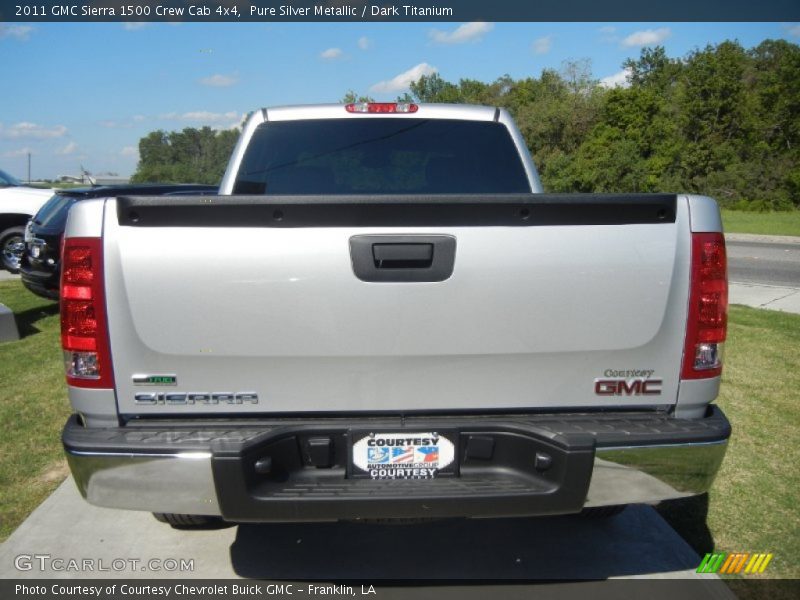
[64,408,730,519]
[586,441,727,507]
[66,450,220,516]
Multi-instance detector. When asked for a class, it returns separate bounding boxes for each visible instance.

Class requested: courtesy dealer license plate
[350,432,457,479]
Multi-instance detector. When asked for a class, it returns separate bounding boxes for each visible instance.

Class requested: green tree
[409,73,462,103]
[230,38,800,209]
[341,90,375,103]
[676,42,750,187]
[623,46,682,91]
[131,126,239,185]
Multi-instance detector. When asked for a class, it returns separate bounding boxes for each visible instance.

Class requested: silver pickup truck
[61,103,730,526]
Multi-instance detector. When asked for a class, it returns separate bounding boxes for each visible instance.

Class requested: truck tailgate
[103,194,689,416]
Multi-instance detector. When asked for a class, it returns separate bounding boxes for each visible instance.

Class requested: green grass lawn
[0,281,69,542]
[721,209,800,237]
[711,306,800,579]
[658,305,800,579]
[0,282,798,580]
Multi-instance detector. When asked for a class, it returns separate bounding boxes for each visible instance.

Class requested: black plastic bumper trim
[210,425,595,521]
[63,407,731,456]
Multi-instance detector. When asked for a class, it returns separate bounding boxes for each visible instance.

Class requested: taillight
[681,232,728,379]
[60,237,113,388]
[345,102,419,114]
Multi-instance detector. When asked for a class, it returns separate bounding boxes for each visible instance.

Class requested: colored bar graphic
[697,553,714,573]
[732,553,749,573]
[720,554,736,573]
[699,552,773,574]
[711,553,726,573]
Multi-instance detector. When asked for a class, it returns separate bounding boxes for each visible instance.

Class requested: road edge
[725,233,800,245]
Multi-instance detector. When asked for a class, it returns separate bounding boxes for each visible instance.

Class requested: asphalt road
[727,240,800,287]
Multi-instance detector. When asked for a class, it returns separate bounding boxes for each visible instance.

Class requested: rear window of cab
[234,118,531,195]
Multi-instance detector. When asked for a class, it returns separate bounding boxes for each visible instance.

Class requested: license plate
[30,245,41,258]
[350,432,457,480]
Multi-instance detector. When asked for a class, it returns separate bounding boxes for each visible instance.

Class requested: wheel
[580,505,627,518]
[0,226,26,273]
[152,513,223,528]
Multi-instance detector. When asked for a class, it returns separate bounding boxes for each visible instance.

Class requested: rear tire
[580,505,627,518]
[0,226,26,273]
[152,513,223,528]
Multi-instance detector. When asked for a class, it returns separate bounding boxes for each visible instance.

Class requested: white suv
[0,169,52,272]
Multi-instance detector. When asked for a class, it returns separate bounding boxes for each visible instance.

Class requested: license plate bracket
[349,431,458,480]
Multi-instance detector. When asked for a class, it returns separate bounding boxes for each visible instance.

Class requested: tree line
[131,127,239,185]
[134,39,799,210]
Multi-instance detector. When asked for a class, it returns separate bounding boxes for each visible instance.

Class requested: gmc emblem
[594,379,663,396]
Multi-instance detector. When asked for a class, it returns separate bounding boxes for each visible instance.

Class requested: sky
[1,20,798,180]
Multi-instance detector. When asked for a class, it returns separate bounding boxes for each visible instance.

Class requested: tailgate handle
[373,243,433,269]
[350,235,456,283]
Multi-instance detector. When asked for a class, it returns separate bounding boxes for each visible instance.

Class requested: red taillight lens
[63,246,94,285]
[682,233,728,379]
[345,102,419,114]
[62,301,98,348]
[60,237,113,388]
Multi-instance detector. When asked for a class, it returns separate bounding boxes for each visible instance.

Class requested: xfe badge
[132,374,177,386]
